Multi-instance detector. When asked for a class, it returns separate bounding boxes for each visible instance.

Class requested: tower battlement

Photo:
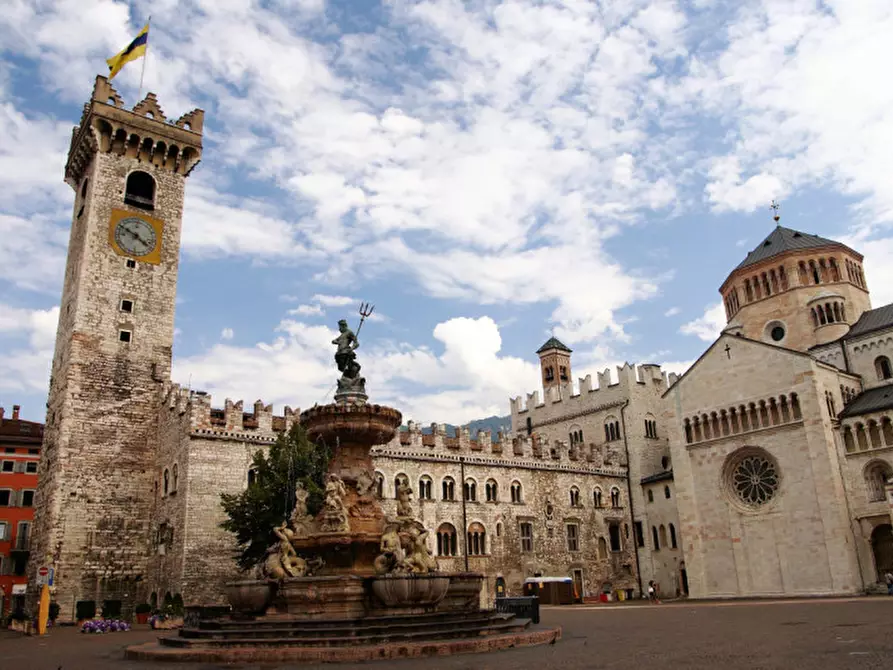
[161,383,299,439]
[510,362,678,414]
[65,75,203,189]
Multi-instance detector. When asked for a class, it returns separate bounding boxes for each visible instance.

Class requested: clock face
[114,216,158,257]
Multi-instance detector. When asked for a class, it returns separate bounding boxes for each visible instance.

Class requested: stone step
[198,609,494,630]
[181,614,519,641]
[190,611,510,638]
[162,618,532,649]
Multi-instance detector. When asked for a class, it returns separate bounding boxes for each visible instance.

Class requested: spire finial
[770,200,781,225]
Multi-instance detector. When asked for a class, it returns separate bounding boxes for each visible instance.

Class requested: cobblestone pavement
[2,597,892,670]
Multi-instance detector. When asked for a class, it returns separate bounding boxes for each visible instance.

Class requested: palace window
[608,523,621,552]
[519,522,534,553]
[566,523,580,552]
[418,476,433,500]
[436,523,458,557]
[247,468,258,487]
[511,480,523,503]
[485,479,498,502]
[467,523,487,556]
[442,477,456,501]
[670,523,678,549]
[645,418,658,439]
[610,487,621,508]
[374,472,384,498]
[593,488,603,507]
[569,486,580,507]
[604,418,621,442]
[463,479,477,502]
[652,526,660,551]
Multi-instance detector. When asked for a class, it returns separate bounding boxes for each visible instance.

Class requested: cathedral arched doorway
[871,524,893,582]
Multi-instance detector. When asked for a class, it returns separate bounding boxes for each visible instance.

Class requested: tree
[220,423,331,571]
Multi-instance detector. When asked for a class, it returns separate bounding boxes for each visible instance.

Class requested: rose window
[730,454,779,507]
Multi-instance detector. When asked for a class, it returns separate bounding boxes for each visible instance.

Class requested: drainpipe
[619,400,644,597]
[460,456,469,572]
[840,338,851,374]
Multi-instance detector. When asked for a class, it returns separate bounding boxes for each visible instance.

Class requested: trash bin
[616,590,626,601]
[626,588,634,600]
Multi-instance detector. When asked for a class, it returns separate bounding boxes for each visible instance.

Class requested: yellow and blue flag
[106,23,149,80]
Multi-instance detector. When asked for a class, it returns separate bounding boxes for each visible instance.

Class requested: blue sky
[2,0,893,425]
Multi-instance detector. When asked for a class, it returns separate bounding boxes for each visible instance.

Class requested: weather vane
[770,200,781,225]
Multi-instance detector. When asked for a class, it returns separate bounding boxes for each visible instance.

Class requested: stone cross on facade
[725,343,732,359]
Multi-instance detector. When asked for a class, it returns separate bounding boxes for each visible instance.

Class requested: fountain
[126,307,560,663]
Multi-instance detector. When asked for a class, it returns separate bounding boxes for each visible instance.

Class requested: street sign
[36,566,54,586]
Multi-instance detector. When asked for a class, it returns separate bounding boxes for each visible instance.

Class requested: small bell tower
[537,336,572,391]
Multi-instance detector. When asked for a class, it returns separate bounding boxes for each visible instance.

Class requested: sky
[2,0,893,426]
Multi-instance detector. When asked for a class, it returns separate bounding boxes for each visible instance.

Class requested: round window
[770,326,785,341]
[726,451,780,509]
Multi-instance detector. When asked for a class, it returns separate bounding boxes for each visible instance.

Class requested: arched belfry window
[876,356,893,381]
[125,170,156,210]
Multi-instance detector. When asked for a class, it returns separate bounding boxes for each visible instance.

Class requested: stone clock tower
[29,76,203,619]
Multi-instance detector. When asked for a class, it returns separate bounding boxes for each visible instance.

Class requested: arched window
[442,477,455,501]
[172,464,179,493]
[394,474,409,499]
[374,472,384,499]
[876,356,893,381]
[605,417,621,442]
[247,467,258,487]
[652,525,660,551]
[418,476,433,500]
[647,489,654,503]
[436,523,458,556]
[570,486,580,507]
[467,522,486,556]
[559,366,568,381]
[669,523,678,549]
[610,487,621,508]
[843,426,856,453]
[485,479,498,502]
[163,469,169,496]
[864,461,893,503]
[659,524,668,548]
[525,416,532,435]
[598,536,608,559]
[544,366,554,381]
[664,485,671,499]
[510,480,522,503]
[593,488,603,507]
[463,479,477,502]
[124,170,156,210]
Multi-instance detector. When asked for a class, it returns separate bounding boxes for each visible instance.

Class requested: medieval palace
[25,77,893,619]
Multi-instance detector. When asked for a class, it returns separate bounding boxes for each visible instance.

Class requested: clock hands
[124,226,151,249]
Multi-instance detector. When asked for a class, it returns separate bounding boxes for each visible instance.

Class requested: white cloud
[0,303,59,394]
[311,295,355,308]
[289,304,324,317]
[664,307,681,317]
[679,303,726,342]
[174,314,539,425]
[220,328,234,341]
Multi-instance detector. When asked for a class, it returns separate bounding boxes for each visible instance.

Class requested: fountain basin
[301,403,402,449]
[224,580,273,615]
[370,574,450,608]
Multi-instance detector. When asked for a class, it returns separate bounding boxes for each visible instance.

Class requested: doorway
[572,569,584,602]
[871,524,893,582]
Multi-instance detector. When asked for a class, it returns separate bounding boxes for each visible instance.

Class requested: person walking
[884,571,893,595]
[648,580,661,604]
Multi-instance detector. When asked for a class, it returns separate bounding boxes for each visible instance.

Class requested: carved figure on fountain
[318,473,350,534]
[349,469,382,522]
[289,483,316,539]
[262,523,307,581]
[395,480,415,519]
[333,319,367,403]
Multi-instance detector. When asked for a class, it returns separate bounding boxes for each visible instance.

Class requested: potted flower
[135,603,152,625]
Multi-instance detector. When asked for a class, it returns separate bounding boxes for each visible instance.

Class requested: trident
[356,302,375,338]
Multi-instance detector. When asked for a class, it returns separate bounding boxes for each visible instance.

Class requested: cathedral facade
[28,77,893,620]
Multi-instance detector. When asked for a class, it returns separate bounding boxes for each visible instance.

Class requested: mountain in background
[399,415,511,437]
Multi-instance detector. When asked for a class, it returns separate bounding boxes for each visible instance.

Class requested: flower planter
[136,613,149,624]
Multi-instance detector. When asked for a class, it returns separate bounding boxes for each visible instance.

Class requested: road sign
[36,566,54,586]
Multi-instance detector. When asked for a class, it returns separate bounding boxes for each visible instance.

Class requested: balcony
[12,535,30,553]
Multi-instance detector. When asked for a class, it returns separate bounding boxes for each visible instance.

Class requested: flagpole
[137,16,151,101]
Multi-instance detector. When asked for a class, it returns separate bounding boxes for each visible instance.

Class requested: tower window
[559,366,568,381]
[126,259,137,269]
[120,299,134,313]
[119,329,132,343]
[770,326,785,341]
[124,171,156,210]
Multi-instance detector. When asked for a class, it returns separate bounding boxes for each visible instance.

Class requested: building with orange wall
[0,405,42,617]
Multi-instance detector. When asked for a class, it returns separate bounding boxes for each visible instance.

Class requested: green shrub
[135,603,152,614]
[48,602,61,621]
[75,600,96,620]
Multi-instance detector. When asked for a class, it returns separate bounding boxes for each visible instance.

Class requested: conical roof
[735,226,854,271]
[536,336,572,354]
